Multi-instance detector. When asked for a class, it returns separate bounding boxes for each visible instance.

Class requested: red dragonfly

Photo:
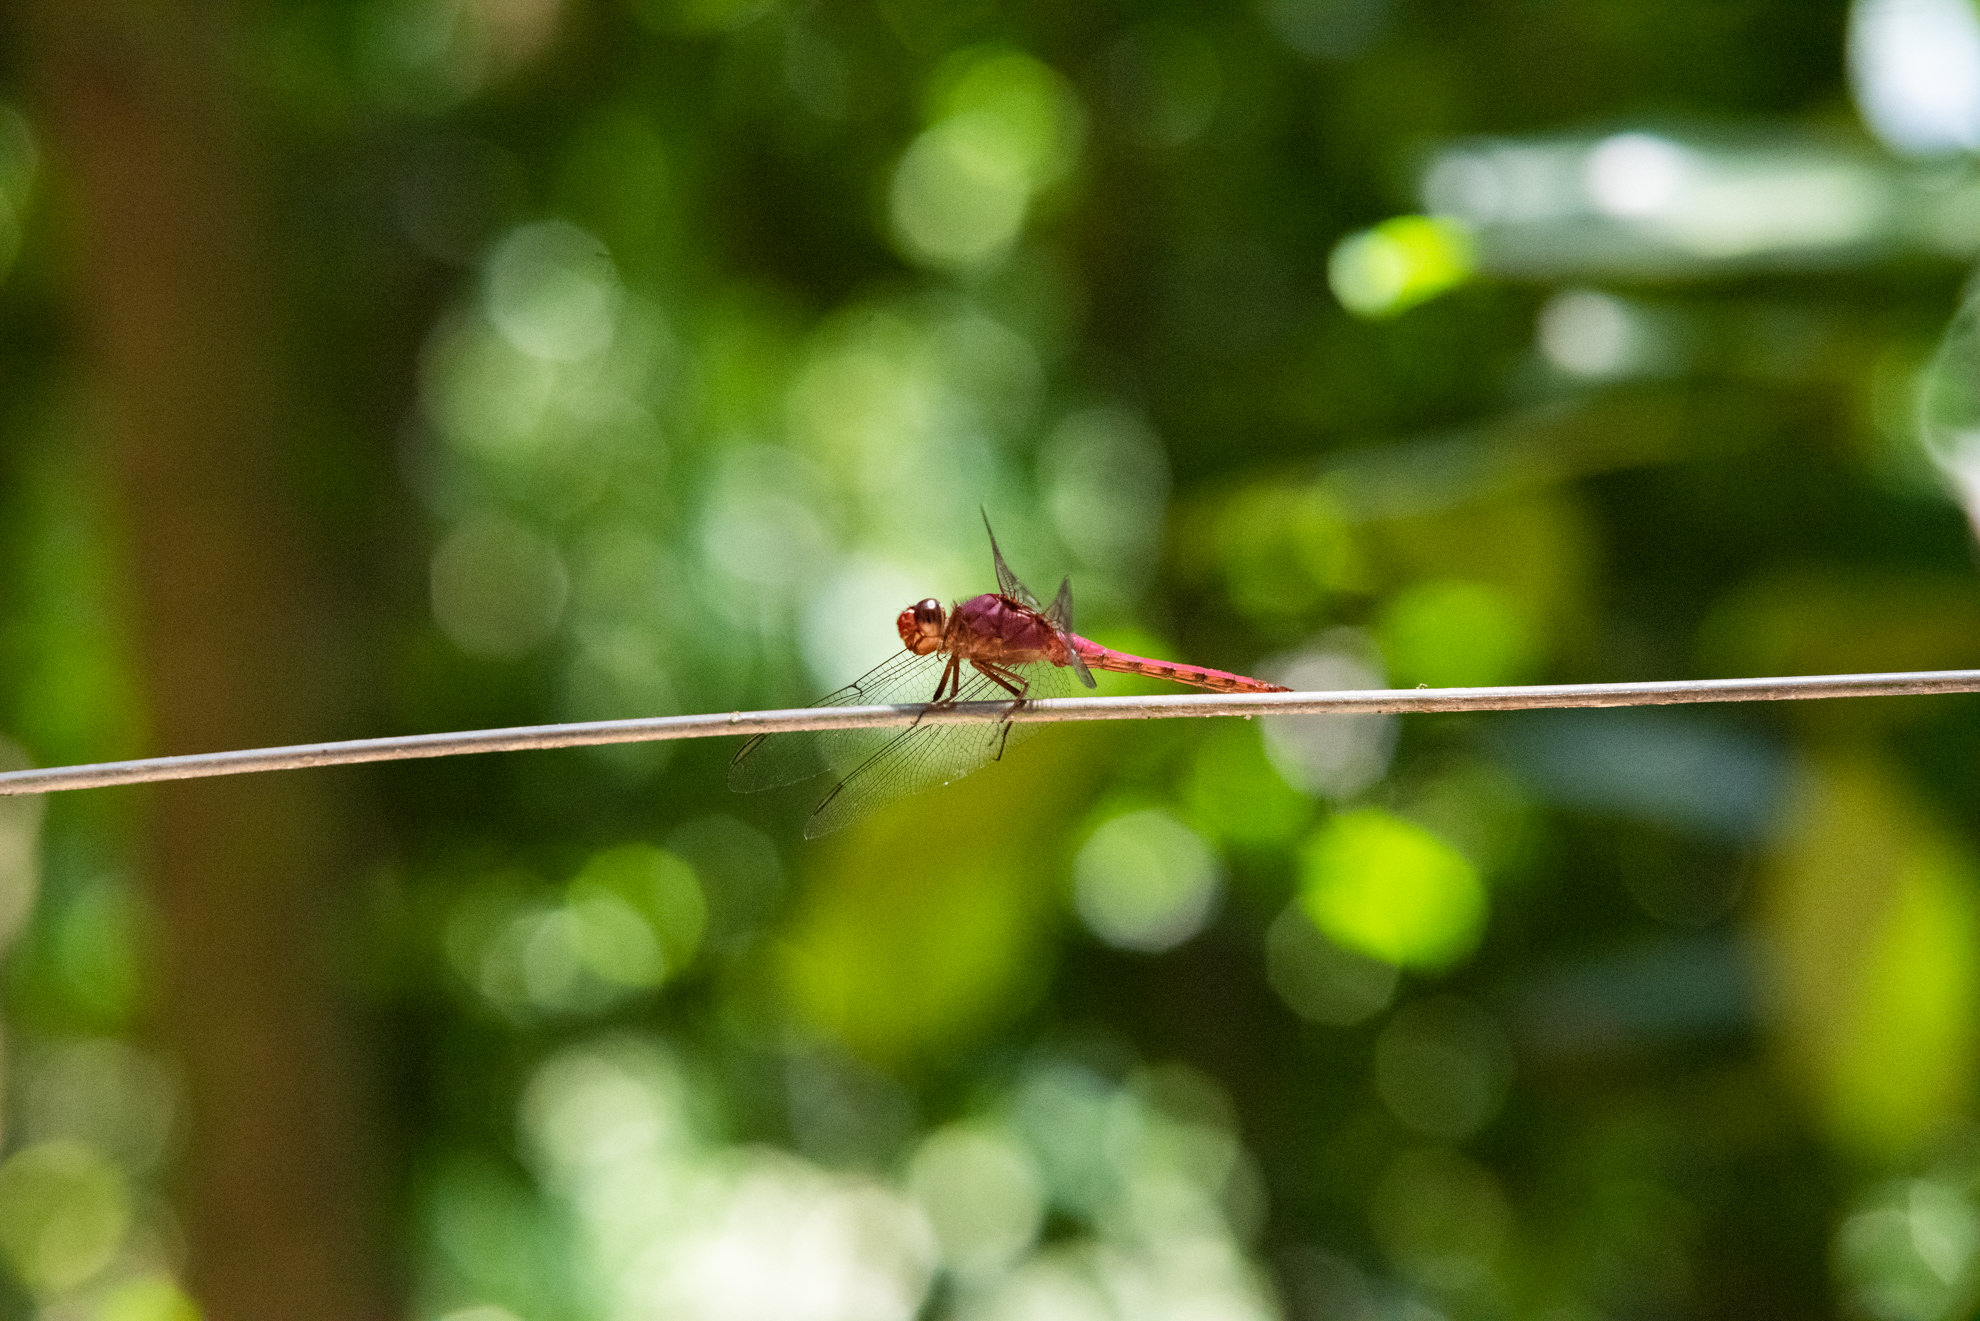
[729,515,1289,837]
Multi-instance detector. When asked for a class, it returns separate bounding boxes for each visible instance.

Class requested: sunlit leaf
[1299,808,1487,970]
[1760,753,1980,1159]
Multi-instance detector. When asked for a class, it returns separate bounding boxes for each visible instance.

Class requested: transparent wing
[727,649,951,793]
[801,658,1074,838]
[1065,648,1096,689]
[1045,576,1074,631]
[1045,576,1097,689]
[981,510,1040,609]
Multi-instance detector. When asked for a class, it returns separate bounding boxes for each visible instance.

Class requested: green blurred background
[3,0,1980,1318]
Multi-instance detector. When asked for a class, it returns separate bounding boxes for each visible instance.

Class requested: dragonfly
[729,514,1290,837]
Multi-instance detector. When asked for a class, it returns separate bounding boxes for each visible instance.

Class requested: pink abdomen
[1071,638,1288,693]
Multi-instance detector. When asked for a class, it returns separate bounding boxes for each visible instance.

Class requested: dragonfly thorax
[897,598,947,655]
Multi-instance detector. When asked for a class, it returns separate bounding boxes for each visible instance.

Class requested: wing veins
[801,661,1072,836]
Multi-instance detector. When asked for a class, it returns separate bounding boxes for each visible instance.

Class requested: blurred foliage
[5,0,1980,1319]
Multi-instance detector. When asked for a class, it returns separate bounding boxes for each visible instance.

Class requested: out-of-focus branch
[0,668,1975,796]
[22,3,380,1319]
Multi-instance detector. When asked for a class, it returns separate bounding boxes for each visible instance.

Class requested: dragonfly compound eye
[897,599,947,654]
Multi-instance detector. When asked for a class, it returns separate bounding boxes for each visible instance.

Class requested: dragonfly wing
[981,510,1041,609]
[1042,578,1097,689]
[801,659,1073,837]
[967,655,1073,761]
[1067,647,1096,689]
[728,649,949,792]
[1045,576,1074,631]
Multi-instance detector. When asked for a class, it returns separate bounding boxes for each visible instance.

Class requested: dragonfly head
[898,598,946,654]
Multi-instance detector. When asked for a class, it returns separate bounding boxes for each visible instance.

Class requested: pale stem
[0,668,1975,796]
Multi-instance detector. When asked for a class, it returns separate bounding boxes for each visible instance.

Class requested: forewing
[727,649,949,792]
[801,658,1074,837]
[981,510,1040,609]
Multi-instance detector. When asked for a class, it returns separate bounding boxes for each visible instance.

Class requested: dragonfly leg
[970,659,1028,699]
[970,659,1031,761]
[900,656,964,742]
[922,653,963,712]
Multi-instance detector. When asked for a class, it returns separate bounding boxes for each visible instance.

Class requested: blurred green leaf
[1761,752,1980,1160]
[1378,578,1537,688]
[1300,808,1486,970]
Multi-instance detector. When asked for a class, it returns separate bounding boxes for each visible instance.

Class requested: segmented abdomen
[1071,640,1289,693]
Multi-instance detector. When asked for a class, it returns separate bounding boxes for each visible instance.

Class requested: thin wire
[0,668,1976,797]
